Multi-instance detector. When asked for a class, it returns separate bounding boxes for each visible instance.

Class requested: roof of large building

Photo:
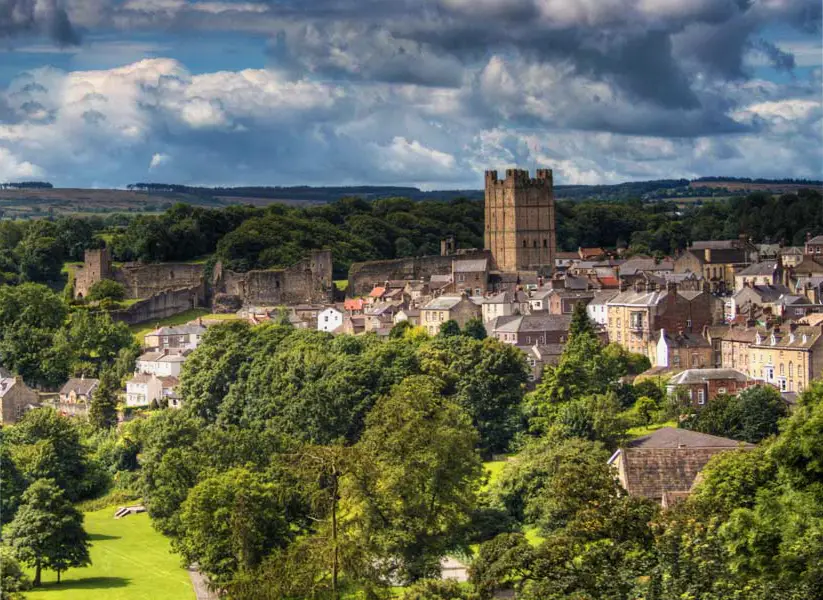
[138,351,188,363]
[153,323,206,337]
[422,295,469,310]
[737,261,778,277]
[658,330,711,349]
[807,235,823,245]
[733,283,792,304]
[0,377,21,398]
[453,259,488,273]
[668,369,751,385]
[611,428,751,500]
[751,325,823,349]
[589,290,619,306]
[60,377,100,397]
[627,427,749,449]
[690,240,745,250]
[620,257,675,276]
[491,314,572,334]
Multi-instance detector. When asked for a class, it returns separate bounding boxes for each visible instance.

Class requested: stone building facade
[484,169,556,273]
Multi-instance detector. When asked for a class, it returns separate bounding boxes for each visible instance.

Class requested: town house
[421,294,482,336]
[748,325,823,393]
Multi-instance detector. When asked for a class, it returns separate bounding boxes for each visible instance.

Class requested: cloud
[0,0,80,45]
[149,152,169,169]
[0,57,819,188]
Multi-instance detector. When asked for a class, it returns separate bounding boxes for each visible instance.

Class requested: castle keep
[484,168,556,273]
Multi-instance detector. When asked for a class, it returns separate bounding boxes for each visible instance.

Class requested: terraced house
[747,324,823,393]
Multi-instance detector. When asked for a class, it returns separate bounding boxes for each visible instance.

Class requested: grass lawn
[130,309,241,345]
[334,280,349,292]
[24,508,194,600]
[627,420,677,439]
[481,459,508,493]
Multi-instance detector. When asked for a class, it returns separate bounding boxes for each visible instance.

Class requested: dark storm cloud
[0,0,80,45]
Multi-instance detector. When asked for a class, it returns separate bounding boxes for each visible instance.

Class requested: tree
[402,578,478,599]
[390,319,414,339]
[344,376,483,583]
[0,430,27,524]
[681,385,787,443]
[89,369,119,429]
[439,319,461,337]
[6,479,90,586]
[60,311,136,378]
[0,546,32,599]
[462,318,487,340]
[177,468,294,587]
[5,408,90,502]
[87,279,126,302]
[569,300,596,338]
[15,235,63,283]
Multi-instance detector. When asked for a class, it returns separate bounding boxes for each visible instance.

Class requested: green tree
[439,319,461,337]
[390,319,414,339]
[0,430,28,524]
[0,545,32,599]
[6,479,91,586]
[462,317,487,340]
[569,299,596,338]
[345,376,483,583]
[15,235,64,283]
[681,385,787,443]
[60,311,136,378]
[87,279,126,302]
[89,369,119,429]
[402,578,478,599]
[177,468,294,587]
[6,408,91,502]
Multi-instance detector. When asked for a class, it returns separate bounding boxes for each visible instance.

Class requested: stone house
[733,261,780,292]
[608,427,751,506]
[804,234,823,256]
[748,325,823,393]
[393,308,420,326]
[136,350,187,378]
[653,329,713,369]
[607,283,721,356]
[528,288,552,312]
[554,251,580,270]
[452,259,489,296]
[779,246,803,268]
[126,373,163,407]
[143,321,207,351]
[58,377,100,417]
[517,343,564,384]
[705,324,758,371]
[587,290,618,327]
[162,376,182,409]
[489,314,572,346]
[731,284,793,319]
[548,289,594,315]
[674,238,758,294]
[421,295,482,336]
[0,376,39,424]
[618,256,674,279]
[667,369,760,407]
[317,307,344,333]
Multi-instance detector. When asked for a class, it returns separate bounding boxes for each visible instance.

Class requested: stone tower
[74,247,113,298]
[484,168,556,273]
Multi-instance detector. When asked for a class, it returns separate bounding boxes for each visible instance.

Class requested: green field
[130,309,241,344]
[24,508,193,600]
[626,420,677,439]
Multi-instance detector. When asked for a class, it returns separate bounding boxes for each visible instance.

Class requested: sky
[0,0,821,189]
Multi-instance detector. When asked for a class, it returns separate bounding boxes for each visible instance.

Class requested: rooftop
[453,258,488,273]
[60,377,100,397]
[737,260,778,277]
[668,369,751,385]
[626,427,748,449]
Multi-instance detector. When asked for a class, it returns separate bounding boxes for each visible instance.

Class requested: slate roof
[691,240,742,250]
[620,257,675,276]
[589,290,619,306]
[138,351,187,363]
[154,323,206,336]
[751,325,823,349]
[807,235,823,244]
[658,330,711,349]
[127,373,155,384]
[491,314,572,334]
[60,378,99,397]
[612,428,752,500]
[732,284,792,304]
[422,295,465,310]
[453,259,488,273]
[737,261,777,276]
[668,369,751,385]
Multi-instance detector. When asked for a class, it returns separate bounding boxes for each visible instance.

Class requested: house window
[789,362,793,377]
[718,387,727,394]
[697,389,705,405]
[673,355,680,367]
[686,319,692,329]
[780,363,784,376]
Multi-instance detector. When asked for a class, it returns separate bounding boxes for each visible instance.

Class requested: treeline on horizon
[2,188,823,285]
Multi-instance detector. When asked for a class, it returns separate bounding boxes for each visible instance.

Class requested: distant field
[24,507,193,600]
[130,309,241,344]
[690,181,823,194]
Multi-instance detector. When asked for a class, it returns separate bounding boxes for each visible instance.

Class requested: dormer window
[770,334,776,346]
[789,333,795,343]
[803,334,808,343]
[755,333,762,344]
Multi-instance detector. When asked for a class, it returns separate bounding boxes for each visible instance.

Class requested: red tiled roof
[344,298,364,311]
[369,287,386,298]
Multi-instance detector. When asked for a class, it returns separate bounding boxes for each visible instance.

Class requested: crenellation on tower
[484,167,556,274]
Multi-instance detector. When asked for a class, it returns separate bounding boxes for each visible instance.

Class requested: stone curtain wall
[347,250,492,297]
[115,263,205,300]
[109,286,202,325]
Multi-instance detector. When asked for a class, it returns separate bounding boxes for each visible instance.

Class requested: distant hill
[1,177,821,218]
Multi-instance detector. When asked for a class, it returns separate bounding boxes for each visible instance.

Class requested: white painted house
[587,290,618,327]
[136,351,187,378]
[317,307,344,332]
[126,373,163,407]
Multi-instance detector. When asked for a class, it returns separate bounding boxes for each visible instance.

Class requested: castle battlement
[485,168,553,188]
[484,166,556,274]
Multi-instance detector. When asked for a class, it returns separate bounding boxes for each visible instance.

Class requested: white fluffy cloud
[0,52,820,187]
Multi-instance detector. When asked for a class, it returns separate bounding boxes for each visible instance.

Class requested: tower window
[533,240,537,248]
[543,239,548,248]
[523,240,527,248]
